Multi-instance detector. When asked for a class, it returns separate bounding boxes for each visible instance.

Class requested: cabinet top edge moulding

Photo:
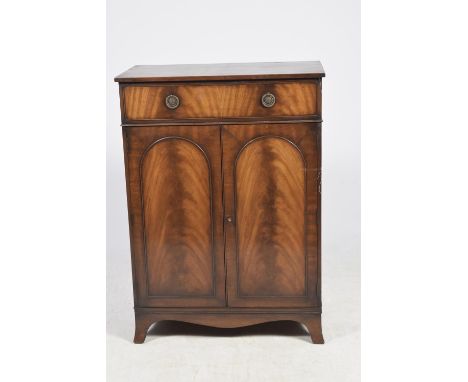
[114,61,325,83]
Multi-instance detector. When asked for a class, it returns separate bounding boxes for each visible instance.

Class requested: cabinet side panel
[141,138,213,296]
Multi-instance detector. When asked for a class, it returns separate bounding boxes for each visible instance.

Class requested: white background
[1,0,467,381]
[106,0,360,380]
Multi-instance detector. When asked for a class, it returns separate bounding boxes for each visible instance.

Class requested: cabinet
[115,62,325,343]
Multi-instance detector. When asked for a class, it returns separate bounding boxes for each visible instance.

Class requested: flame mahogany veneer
[115,61,325,344]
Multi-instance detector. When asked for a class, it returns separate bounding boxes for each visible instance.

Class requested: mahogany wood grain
[117,61,325,344]
[303,316,324,344]
[236,137,306,296]
[222,123,320,308]
[133,308,323,344]
[115,61,325,83]
[122,81,318,121]
[141,138,213,296]
[123,125,226,307]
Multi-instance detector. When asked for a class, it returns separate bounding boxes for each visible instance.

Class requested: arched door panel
[222,123,320,308]
[124,125,225,307]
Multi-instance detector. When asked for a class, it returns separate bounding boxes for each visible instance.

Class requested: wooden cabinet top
[114,61,325,83]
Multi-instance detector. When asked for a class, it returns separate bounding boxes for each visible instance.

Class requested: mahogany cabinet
[115,62,325,343]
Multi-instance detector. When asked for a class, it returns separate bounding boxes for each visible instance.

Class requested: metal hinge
[318,171,321,194]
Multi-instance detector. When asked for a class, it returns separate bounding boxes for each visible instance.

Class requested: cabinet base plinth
[133,308,324,344]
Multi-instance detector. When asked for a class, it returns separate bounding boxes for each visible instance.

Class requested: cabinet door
[124,125,225,307]
[222,123,321,308]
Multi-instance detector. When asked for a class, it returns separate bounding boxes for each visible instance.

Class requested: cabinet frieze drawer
[121,81,320,121]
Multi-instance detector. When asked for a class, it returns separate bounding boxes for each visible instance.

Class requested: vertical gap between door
[219,125,228,307]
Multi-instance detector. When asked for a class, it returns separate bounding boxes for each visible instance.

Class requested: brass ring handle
[165,94,180,109]
[261,92,276,108]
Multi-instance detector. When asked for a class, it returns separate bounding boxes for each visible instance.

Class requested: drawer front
[122,81,319,121]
